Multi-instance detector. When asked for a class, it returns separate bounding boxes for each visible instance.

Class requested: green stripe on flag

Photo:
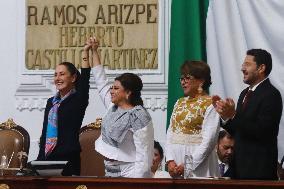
[167,0,209,128]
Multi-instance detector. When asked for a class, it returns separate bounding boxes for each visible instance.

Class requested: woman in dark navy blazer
[37,40,93,176]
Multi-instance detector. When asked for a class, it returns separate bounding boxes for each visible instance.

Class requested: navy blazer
[223,79,282,180]
[37,68,90,167]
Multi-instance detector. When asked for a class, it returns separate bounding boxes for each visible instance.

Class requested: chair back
[79,118,105,176]
[0,119,30,173]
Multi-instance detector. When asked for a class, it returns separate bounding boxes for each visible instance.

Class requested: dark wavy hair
[58,62,80,89]
[247,49,272,76]
[218,130,233,143]
[180,60,212,91]
[154,140,164,160]
[115,73,143,106]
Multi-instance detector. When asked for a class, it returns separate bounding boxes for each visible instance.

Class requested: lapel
[236,88,249,113]
[237,79,271,113]
[58,91,76,107]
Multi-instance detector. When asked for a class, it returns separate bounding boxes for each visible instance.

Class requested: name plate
[26,0,158,71]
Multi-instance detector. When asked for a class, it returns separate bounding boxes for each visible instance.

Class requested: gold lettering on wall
[26,0,158,70]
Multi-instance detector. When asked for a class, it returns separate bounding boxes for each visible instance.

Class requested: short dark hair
[154,140,164,160]
[218,130,233,143]
[180,60,212,90]
[246,49,272,76]
[58,62,80,88]
[115,73,143,106]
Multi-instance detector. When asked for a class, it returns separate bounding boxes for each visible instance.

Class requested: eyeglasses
[179,74,195,82]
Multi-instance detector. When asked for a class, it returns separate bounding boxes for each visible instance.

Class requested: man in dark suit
[216,130,234,177]
[213,49,283,180]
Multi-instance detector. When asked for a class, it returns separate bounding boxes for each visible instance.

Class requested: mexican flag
[168,0,284,160]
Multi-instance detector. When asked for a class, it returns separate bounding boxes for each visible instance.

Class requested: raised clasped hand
[84,36,99,51]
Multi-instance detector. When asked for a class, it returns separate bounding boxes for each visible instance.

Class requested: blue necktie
[219,163,225,176]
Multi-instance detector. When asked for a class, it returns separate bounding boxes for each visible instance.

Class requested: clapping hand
[212,95,236,120]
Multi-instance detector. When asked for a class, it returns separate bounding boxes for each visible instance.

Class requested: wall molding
[16,94,168,111]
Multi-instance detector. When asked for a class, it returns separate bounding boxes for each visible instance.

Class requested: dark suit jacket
[37,68,90,175]
[223,166,233,178]
[223,79,282,180]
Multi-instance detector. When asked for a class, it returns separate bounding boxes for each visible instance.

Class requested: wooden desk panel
[1,176,284,189]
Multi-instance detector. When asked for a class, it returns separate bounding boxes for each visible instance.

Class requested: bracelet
[82,57,88,61]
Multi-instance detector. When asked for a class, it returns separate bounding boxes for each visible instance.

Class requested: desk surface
[1,176,284,189]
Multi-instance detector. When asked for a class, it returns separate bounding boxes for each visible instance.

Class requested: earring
[198,85,203,94]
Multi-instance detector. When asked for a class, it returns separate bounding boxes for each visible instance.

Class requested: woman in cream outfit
[166,60,220,178]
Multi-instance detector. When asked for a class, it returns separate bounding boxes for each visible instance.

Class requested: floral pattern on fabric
[171,96,212,135]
